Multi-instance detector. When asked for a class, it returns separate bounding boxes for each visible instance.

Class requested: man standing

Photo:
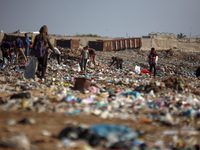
[15,36,27,64]
[80,46,90,72]
[25,33,30,58]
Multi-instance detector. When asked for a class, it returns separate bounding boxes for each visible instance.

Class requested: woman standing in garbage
[32,25,57,79]
[148,47,158,78]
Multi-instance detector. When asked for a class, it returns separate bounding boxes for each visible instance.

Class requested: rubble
[0,49,200,149]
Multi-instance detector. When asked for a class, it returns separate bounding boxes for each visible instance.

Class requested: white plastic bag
[75,63,81,72]
[24,56,38,79]
[156,56,158,64]
[134,65,141,74]
[90,61,94,68]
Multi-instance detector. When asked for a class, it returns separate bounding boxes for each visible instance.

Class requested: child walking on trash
[148,47,158,78]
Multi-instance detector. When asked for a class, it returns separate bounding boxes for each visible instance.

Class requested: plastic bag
[24,56,38,79]
[90,61,94,68]
[134,65,141,74]
[75,63,81,72]
[141,69,150,74]
[154,56,158,64]
[90,124,138,145]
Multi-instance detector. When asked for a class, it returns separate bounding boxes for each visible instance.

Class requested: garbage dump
[1,48,200,149]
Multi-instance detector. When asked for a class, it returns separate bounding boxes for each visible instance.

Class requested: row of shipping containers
[89,38,142,51]
[3,35,141,51]
[55,39,80,49]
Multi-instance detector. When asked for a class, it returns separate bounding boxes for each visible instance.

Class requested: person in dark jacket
[148,47,158,78]
[14,36,27,64]
[110,57,123,69]
[32,25,57,79]
[0,41,13,67]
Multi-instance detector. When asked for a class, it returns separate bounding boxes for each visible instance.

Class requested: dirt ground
[0,109,189,150]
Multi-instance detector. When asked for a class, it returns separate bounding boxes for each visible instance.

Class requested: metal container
[88,37,142,51]
[126,39,130,49]
[103,41,112,51]
[55,39,80,49]
[135,38,142,48]
[129,38,142,49]
[116,40,121,50]
[121,40,125,49]
[71,39,80,49]
[89,41,103,51]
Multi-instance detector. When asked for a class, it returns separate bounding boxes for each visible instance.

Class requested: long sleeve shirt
[25,37,30,46]
[15,39,24,48]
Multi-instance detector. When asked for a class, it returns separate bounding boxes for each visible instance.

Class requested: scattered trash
[7,119,17,126]
[18,118,36,124]
[42,130,52,137]
[0,49,200,149]
[2,134,30,150]
[10,92,31,99]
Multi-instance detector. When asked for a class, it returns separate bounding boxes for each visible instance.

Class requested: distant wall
[141,38,200,50]
[177,38,200,50]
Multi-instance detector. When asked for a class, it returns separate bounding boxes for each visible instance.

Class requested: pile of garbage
[1,49,200,149]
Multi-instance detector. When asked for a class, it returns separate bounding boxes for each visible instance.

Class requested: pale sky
[0,0,200,38]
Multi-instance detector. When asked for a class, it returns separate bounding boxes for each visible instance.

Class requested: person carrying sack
[32,25,57,79]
